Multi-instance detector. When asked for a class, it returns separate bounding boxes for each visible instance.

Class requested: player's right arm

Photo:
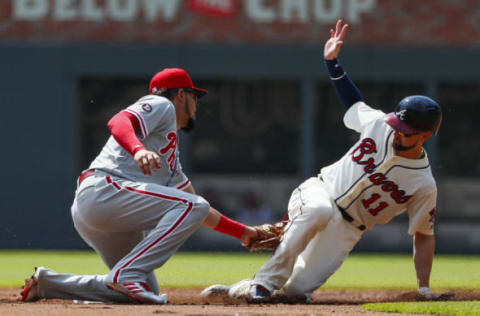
[407,189,438,299]
[108,111,161,176]
[324,19,363,109]
[414,232,436,299]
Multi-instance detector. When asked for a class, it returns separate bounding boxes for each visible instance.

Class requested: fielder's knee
[194,196,210,216]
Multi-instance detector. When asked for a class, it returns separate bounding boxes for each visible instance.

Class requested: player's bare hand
[134,149,162,176]
[239,226,258,247]
[324,19,348,60]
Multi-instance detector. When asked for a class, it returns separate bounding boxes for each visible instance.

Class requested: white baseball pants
[252,177,364,300]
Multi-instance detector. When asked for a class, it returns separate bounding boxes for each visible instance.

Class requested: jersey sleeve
[343,101,386,133]
[123,96,175,140]
[407,190,437,236]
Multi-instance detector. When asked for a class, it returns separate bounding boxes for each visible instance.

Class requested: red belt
[78,169,96,185]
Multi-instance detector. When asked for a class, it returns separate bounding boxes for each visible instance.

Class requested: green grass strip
[1,250,267,288]
[325,254,480,290]
[363,301,480,316]
[2,251,479,289]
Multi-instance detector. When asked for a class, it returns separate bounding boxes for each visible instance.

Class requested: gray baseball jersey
[90,95,190,190]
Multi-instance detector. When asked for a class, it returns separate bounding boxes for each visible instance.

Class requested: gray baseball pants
[35,171,210,302]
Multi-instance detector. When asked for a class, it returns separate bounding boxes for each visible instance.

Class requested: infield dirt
[2,288,479,316]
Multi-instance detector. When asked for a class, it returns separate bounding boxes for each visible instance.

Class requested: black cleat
[248,284,272,303]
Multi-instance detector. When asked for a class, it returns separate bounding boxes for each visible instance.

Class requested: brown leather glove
[244,221,288,252]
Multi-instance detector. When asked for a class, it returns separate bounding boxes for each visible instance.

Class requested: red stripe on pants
[105,177,194,283]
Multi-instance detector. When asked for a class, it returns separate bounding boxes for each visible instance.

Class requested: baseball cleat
[107,282,167,304]
[19,267,41,302]
[227,278,252,300]
[200,284,230,302]
[248,284,272,303]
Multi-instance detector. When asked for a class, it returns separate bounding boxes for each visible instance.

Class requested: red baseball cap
[149,68,208,98]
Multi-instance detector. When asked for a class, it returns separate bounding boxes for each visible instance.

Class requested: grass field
[3,251,480,315]
[364,301,480,316]
[2,250,479,289]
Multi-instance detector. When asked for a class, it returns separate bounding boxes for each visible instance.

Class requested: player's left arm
[324,19,363,110]
[203,205,261,247]
[413,232,436,299]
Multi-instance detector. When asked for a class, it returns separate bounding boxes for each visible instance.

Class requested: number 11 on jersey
[362,193,388,216]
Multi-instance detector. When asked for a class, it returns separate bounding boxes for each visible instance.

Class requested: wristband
[214,215,246,239]
[325,58,345,78]
[330,72,346,80]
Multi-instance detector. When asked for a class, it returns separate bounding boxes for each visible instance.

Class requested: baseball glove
[245,221,289,252]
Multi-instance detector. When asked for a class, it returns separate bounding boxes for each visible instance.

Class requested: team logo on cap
[396,110,407,121]
[142,103,152,112]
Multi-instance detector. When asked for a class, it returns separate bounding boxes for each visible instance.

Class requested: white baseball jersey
[89,95,190,190]
[320,101,437,235]
[251,101,437,299]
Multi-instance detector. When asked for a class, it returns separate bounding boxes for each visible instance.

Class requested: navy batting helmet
[385,95,442,135]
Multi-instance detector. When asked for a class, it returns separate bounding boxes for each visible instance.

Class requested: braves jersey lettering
[368,173,412,204]
[320,101,437,235]
[159,132,177,171]
[350,136,411,217]
[351,138,377,173]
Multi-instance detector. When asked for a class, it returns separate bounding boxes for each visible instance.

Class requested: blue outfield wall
[1,42,479,250]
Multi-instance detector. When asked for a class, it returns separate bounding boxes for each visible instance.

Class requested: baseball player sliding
[202,20,442,303]
[19,68,275,304]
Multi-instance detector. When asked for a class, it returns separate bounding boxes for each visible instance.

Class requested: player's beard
[181,118,195,133]
[393,142,417,151]
[180,98,196,133]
